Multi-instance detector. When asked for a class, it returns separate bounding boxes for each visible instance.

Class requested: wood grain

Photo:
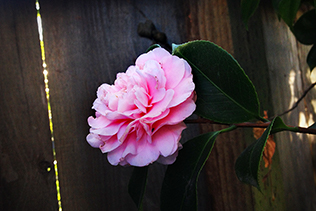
[260,2,316,210]
[40,0,201,210]
[0,0,58,210]
[228,1,287,210]
[181,1,258,210]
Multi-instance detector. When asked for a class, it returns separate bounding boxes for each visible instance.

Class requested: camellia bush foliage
[87,40,316,211]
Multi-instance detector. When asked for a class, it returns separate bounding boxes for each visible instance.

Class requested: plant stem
[220,124,237,133]
[184,119,316,135]
[271,82,316,119]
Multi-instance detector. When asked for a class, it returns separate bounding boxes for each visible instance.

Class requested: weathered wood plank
[260,2,316,210]
[180,1,259,210]
[40,0,202,210]
[0,0,58,210]
[227,1,287,210]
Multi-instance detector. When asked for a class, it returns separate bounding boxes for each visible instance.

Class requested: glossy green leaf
[292,9,316,45]
[160,131,220,211]
[235,119,275,190]
[146,44,161,52]
[270,116,299,134]
[235,117,297,190]
[308,122,316,129]
[272,0,300,27]
[307,45,316,71]
[128,166,149,211]
[241,0,261,28]
[172,40,262,123]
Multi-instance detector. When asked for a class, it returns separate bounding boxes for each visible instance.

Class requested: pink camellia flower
[86,47,196,167]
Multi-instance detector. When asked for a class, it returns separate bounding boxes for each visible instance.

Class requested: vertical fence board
[0,0,58,210]
[180,1,259,210]
[260,3,316,210]
[41,0,202,210]
[227,1,287,210]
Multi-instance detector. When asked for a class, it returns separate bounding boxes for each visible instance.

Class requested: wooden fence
[1,0,316,210]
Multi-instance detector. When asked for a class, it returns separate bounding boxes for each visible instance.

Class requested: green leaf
[128,166,149,211]
[292,9,316,45]
[309,122,316,129]
[307,45,316,71]
[272,0,300,27]
[172,40,261,124]
[270,116,299,134]
[160,131,220,211]
[235,119,275,190]
[146,44,161,52]
[235,117,297,190]
[240,0,261,28]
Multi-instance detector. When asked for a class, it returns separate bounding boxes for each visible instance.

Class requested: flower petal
[92,99,110,116]
[86,133,103,148]
[152,123,185,157]
[87,115,111,128]
[125,137,160,167]
[90,121,125,136]
[135,48,170,69]
[153,99,195,130]
[100,136,121,153]
[168,77,195,107]
[134,86,149,108]
[144,89,174,118]
[107,141,128,166]
[161,56,185,89]
[157,142,182,165]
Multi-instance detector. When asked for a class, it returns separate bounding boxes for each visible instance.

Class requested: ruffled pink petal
[142,109,170,127]
[183,60,193,78]
[107,141,128,166]
[151,88,166,104]
[168,99,196,123]
[117,123,128,141]
[141,62,166,97]
[134,86,149,108]
[117,93,136,113]
[105,112,129,121]
[117,120,138,142]
[153,99,195,131]
[143,60,166,89]
[90,121,125,136]
[157,142,182,165]
[121,133,138,157]
[87,115,111,128]
[125,137,160,167]
[92,99,110,116]
[152,123,185,157]
[134,98,147,113]
[107,132,138,165]
[161,56,185,89]
[107,93,120,111]
[114,72,130,88]
[86,133,103,148]
[144,89,174,118]
[96,84,110,99]
[135,48,170,69]
[99,136,122,153]
[168,77,195,108]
